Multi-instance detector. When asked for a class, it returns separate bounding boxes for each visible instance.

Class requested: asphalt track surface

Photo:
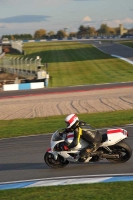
[0,41,133,184]
[0,82,133,99]
[0,125,133,183]
[82,40,133,61]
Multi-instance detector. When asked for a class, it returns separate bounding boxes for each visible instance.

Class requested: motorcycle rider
[61,113,102,162]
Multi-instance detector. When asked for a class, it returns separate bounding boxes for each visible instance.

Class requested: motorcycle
[44,126,132,168]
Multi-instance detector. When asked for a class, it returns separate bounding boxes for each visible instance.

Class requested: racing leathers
[64,121,102,161]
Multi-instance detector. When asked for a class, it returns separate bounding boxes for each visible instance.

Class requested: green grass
[6,41,133,87]
[0,182,133,200]
[0,109,133,139]
[118,40,133,48]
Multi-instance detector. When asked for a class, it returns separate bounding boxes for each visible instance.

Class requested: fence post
[17,57,20,75]
[34,59,37,75]
[30,58,33,75]
[25,58,28,75]
[13,57,16,74]
[9,57,12,73]
[20,57,24,75]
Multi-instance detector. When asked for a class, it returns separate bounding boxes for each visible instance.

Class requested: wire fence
[0,56,45,78]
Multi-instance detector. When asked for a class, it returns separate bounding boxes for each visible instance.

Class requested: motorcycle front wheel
[44,152,69,168]
[107,141,132,163]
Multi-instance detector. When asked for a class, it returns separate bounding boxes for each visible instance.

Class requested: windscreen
[51,130,63,141]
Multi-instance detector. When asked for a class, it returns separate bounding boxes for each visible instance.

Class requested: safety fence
[0,56,44,78]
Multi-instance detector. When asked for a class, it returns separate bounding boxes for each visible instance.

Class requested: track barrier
[3,82,44,91]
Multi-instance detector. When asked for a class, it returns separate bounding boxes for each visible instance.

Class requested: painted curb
[111,54,133,65]
[0,175,133,190]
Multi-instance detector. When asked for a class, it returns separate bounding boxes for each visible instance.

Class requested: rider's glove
[60,142,69,151]
[63,145,69,151]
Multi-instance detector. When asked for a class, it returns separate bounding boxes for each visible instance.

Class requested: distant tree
[78,25,87,36]
[23,34,32,40]
[48,31,55,36]
[1,22,123,41]
[98,24,110,35]
[69,32,77,37]
[47,31,55,39]
[77,25,97,37]
[108,27,116,35]
[56,30,67,38]
[2,35,11,40]
[34,29,47,39]
[2,34,32,40]
[13,34,20,40]
[87,27,97,36]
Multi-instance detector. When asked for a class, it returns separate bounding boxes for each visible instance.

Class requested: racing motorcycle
[44,126,132,168]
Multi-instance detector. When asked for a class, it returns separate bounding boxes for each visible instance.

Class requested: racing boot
[79,144,94,162]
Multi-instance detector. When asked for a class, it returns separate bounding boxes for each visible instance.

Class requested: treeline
[2,34,33,40]
[1,24,133,40]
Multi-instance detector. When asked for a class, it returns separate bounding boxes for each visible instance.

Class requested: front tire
[107,141,132,163]
[44,152,69,168]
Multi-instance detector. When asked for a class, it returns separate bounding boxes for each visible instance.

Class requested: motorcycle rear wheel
[107,141,132,163]
[44,152,69,168]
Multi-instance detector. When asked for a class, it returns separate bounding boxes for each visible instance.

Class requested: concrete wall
[3,82,44,91]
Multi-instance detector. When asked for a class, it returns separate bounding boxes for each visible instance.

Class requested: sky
[0,0,133,37]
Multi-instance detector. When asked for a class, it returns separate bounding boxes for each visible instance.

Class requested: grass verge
[0,182,133,200]
[118,40,133,48]
[6,41,133,87]
[0,109,133,139]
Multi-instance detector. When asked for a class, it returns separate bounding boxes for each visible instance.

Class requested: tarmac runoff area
[0,86,133,120]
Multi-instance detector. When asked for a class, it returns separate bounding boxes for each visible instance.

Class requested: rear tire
[44,152,69,168]
[107,141,132,163]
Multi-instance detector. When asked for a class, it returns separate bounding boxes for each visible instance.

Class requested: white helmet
[65,114,79,128]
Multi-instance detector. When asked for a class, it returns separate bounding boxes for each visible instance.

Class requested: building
[119,24,128,36]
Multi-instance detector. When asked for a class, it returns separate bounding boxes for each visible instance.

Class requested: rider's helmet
[65,114,79,129]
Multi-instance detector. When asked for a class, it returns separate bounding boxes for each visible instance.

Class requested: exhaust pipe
[102,154,119,159]
[90,152,119,159]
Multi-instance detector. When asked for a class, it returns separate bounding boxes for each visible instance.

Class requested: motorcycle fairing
[66,132,89,150]
[100,128,128,147]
